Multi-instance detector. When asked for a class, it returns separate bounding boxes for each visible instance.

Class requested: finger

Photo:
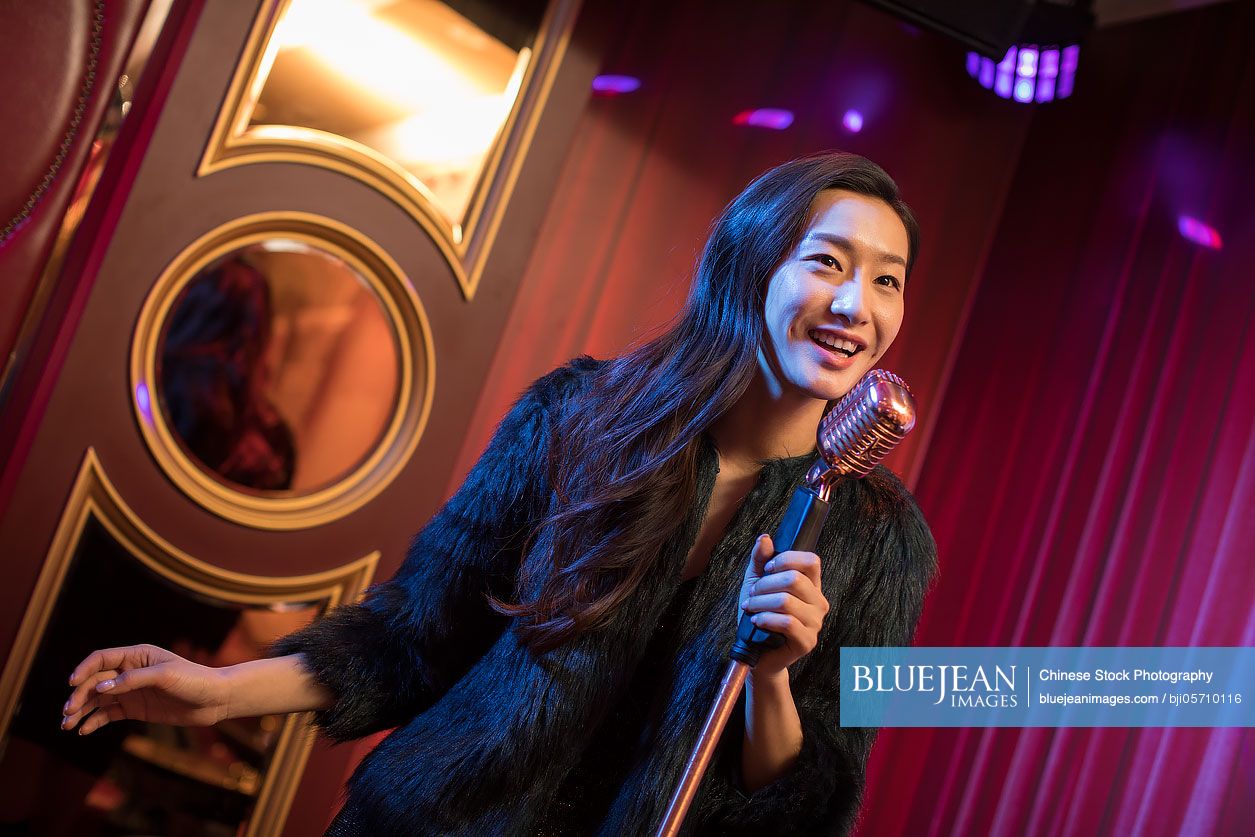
[62,691,114,731]
[66,687,129,732]
[78,702,127,736]
[741,592,823,628]
[763,550,822,588]
[62,695,97,731]
[745,534,774,580]
[99,664,170,697]
[69,646,144,687]
[748,612,817,653]
[750,569,825,606]
[64,669,119,718]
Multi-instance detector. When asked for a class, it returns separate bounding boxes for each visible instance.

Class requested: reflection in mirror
[157,240,400,495]
[252,0,549,227]
[0,517,319,836]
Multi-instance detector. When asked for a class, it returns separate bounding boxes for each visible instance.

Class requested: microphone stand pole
[655,482,833,837]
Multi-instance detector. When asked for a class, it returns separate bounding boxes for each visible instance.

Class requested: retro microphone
[655,369,917,837]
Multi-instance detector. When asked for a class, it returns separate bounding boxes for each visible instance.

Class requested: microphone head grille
[806,369,916,485]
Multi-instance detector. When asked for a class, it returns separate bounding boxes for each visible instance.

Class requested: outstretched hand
[737,534,831,677]
[62,644,229,735]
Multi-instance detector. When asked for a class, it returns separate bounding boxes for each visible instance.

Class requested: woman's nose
[829,276,868,324]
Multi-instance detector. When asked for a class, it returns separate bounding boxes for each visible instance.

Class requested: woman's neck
[709,368,826,474]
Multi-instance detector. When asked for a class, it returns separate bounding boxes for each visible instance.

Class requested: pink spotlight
[732,108,794,130]
[1177,216,1222,249]
[842,110,864,133]
[592,75,641,96]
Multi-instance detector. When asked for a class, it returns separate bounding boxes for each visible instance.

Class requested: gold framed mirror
[131,212,433,529]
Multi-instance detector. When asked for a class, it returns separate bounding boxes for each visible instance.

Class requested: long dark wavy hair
[494,151,920,652]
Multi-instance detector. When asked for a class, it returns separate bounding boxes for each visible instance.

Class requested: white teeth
[809,330,860,354]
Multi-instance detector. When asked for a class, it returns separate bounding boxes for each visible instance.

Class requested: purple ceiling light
[842,109,864,133]
[967,44,1079,104]
[1178,216,1222,249]
[732,109,794,130]
[592,74,641,96]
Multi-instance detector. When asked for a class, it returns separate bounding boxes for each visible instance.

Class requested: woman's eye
[876,274,904,291]
[810,254,841,270]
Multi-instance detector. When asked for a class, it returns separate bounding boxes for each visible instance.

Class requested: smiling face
[759,189,909,403]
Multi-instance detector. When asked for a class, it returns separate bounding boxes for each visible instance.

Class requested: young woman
[62,152,937,835]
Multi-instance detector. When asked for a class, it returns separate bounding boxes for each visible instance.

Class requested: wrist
[216,664,239,722]
[749,666,790,691]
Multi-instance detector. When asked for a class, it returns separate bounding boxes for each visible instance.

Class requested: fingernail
[765,560,775,572]
[97,679,115,692]
[68,674,75,686]
[63,700,70,714]
[740,600,749,610]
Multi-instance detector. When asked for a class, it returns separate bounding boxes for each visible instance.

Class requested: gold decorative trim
[0,447,378,837]
[131,211,434,530]
[197,0,582,301]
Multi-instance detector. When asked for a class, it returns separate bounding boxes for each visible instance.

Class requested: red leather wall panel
[0,0,147,380]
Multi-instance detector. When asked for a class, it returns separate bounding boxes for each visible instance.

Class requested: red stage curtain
[448,0,1253,833]
[865,5,1255,836]
[452,0,1032,491]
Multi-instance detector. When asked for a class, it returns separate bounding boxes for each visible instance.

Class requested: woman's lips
[808,329,863,354]
[807,334,861,368]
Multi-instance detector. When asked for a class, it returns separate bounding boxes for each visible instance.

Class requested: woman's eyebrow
[802,231,907,269]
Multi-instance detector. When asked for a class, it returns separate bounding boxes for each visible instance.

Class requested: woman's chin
[790,378,858,404]
[809,369,871,402]
[793,349,875,399]
[769,358,871,403]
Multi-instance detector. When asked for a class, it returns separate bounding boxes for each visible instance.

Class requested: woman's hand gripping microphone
[737,534,831,678]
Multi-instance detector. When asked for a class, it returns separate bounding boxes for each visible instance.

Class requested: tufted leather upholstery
[0,3,91,235]
[0,0,145,374]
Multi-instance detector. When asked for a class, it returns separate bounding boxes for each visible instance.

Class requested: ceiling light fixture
[967,43,1079,103]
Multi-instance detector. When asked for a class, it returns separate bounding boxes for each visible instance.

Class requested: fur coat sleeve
[691,468,937,836]
[264,362,587,741]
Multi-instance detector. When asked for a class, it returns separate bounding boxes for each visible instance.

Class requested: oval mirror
[155,240,400,496]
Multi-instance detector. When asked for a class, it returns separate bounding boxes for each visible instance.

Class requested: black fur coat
[268,358,937,836]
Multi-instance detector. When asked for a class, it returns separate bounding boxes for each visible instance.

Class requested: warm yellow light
[364,94,509,165]
[274,0,493,112]
[254,0,531,224]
